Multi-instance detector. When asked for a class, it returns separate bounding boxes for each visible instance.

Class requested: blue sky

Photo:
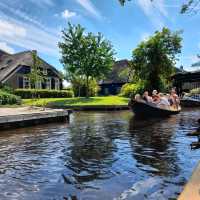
[0,0,199,72]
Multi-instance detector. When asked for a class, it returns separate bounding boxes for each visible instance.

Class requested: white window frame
[55,78,60,90]
[43,68,47,75]
[35,81,42,89]
[46,77,51,90]
[23,77,30,89]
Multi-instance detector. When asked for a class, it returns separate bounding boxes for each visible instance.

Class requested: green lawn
[23,96,129,107]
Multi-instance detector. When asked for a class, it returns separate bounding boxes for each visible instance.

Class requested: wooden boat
[130,101,181,118]
[181,98,200,107]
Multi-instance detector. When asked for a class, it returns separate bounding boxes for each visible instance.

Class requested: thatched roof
[0,50,61,83]
[99,59,129,85]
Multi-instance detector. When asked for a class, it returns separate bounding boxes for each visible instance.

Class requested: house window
[35,81,42,89]
[55,78,60,90]
[43,68,47,75]
[46,78,51,90]
[23,77,30,89]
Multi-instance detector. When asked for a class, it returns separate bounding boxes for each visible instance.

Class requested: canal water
[0,109,199,200]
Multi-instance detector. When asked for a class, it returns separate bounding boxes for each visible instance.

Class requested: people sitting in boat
[169,89,180,109]
[152,90,160,104]
[135,94,142,101]
[142,91,152,103]
[157,93,170,109]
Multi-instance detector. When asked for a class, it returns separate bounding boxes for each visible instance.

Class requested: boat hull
[181,99,200,107]
[131,101,181,118]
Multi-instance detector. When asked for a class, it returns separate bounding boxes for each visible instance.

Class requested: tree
[58,23,115,97]
[27,51,44,98]
[118,0,200,14]
[132,27,182,91]
[181,0,200,14]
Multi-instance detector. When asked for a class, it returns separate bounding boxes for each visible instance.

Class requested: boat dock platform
[178,161,200,200]
[0,107,72,130]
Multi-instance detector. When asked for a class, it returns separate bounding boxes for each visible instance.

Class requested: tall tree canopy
[58,23,115,97]
[132,28,182,91]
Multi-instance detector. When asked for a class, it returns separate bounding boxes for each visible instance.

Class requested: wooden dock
[178,161,200,200]
[0,107,71,130]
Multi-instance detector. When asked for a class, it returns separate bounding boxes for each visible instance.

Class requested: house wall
[99,83,125,95]
[4,65,62,90]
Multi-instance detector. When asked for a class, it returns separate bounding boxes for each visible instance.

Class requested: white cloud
[62,9,76,19]
[28,0,54,7]
[137,0,168,28]
[75,0,102,19]
[0,18,59,57]
[0,19,27,38]
[0,1,58,36]
[0,42,15,54]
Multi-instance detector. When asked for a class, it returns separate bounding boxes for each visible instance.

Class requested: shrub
[0,90,21,105]
[14,89,74,99]
[72,79,99,97]
[190,88,200,95]
[119,82,145,98]
[0,83,14,94]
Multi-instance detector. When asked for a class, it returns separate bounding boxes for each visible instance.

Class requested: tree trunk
[86,76,89,98]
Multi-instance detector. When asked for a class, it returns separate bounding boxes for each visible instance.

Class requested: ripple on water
[0,109,199,200]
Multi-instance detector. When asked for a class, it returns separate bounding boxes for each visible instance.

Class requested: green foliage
[0,90,21,105]
[190,87,200,94]
[27,51,44,88]
[72,78,99,97]
[58,22,115,97]
[180,0,200,14]
[14,89,74,99]
[119,82,145,97]
[132,27,182,92]
[0,83,14,94]
[119,0,198,14]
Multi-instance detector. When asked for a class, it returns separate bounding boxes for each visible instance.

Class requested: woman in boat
[142,91,152,103]
[158,93,170,109]
[169,89,180,109]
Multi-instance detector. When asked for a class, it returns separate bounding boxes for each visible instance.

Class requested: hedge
[14,89,74,99]
[190,87,200,95]
[119,83,145,98]
[0,90,21,105]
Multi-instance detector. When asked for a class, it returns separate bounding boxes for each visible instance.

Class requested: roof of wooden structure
[171,70,200,82]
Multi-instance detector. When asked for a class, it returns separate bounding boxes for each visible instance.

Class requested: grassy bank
[23,96,129,108]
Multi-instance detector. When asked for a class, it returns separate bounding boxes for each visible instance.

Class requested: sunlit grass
[23,96,129,107]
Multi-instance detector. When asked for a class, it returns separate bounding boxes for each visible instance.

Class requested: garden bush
[119,82,145,98]
[0,90,21,105]
[14,89,74,99]
[72,79,99,97]
[190,87,200,95]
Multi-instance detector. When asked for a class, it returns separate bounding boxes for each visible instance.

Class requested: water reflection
[128,117,180,176]
[63,114,120,189]
[0,110,199,200]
